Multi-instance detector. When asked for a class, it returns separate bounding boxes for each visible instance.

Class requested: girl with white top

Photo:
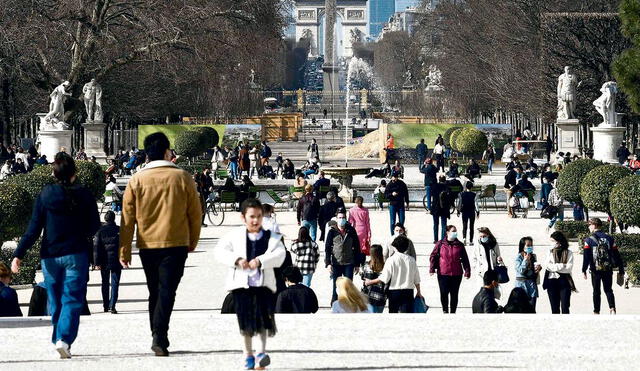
[473,227,503,298]
[215,199,286,370]
[543,231,575,314]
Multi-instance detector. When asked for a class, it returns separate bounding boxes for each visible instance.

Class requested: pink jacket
[430,239,471,277]
[348,206,371,249]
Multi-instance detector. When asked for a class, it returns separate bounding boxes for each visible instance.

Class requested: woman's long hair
[52,152,79,213]
[477,227,497,247]
[295,226,311,244]
[369,244,384,273]
[336,277,368,313]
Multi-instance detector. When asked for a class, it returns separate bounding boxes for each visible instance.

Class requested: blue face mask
[480,236,489,243]
[449,232,458,240]
[338,218,347,227]
[525,246,533,254]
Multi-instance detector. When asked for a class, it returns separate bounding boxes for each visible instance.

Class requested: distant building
[380,6,423,38]
[369,0,395,38]
[395,0,420,12]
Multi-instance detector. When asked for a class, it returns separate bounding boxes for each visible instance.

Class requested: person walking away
[430,226,471,313]
[290,227,320,287]
[383,223,417,261]
[433,138,445,172]
[260,141,272,166]
[120,133,202,356]
[515,236,541,311]
[325,208,365,304]
[547,181,564,230]
[0,262,23,317]
[307,138,319,160]
[415,139,428,167]
[214,199,285,370]
[583,218,624,314]
[472,270,503,313]
[457,182,480,245]
[313,171,330,200]
[275,152,284,178]
[331,277,371,313]
[348,196,371,256]
[543,231,575,314]
[93,211,122,314]
[228,147,239,180]
[384,171,409,236]
[420,158,438,211]
[318,191,339,241]
[360,245,387,313]
[365,236,421,313]
[238,145,250,178]
[11,152,100,358]
[275,267,318,314]
[297,184,320,241]
[472,227,503,300]
[430,176,451,243]
[482,145,495,174]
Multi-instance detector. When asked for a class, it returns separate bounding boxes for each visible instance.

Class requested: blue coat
[0,282,22,317]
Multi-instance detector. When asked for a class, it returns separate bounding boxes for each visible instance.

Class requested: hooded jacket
[93,221,121,270]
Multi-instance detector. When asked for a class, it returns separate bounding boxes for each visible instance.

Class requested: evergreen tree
[613,0,640,113]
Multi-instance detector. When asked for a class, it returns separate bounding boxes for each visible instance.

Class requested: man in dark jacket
[297,184,321,241]
[420,158,438,211]
[260,140,272,166]
[313,171,330,199]
[416,139,428,166]
[616,142,631,165]
[275,267,318,314]
[384,171,409,236]
[94,211,122,314]
[456,182,479,245]
[504,166,522,217]
[472,270,503,313]
[318,192,339,241]
[430,176,451,243]
[325,208,364,304]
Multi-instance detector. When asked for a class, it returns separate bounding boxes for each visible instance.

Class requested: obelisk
[322,0,339,118]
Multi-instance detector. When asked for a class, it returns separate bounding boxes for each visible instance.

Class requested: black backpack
[439,190,451,210]
[589,235,613,271]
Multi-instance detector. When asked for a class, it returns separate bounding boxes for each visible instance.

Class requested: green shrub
[628,261,640,285]
[0,182,32,242]
[449,128,464,152]
[443,126,462,146]
[558,220,609,239]
[193,126,219,149]
[580,165,632,213]
[175,129,207,158]
[5,165,55,201]
[76,161,107,200]
[556,159,603,204]
[577,232,640,263]
[0,240,41,285]
[455,128,488,157]
[610,175,640,227]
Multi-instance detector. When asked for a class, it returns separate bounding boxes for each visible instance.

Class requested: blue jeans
[331,264,354,303]
[372,305,385,313]
[432,214,447,242]
[41,252,89,346]
[425,186,432,210]
[100,269,122,310]
[301,219,318,241]
[549,207,564,227]
[229,162,238,179]
[302,273,313,287]
[488,158,494,172]
[388,205,405,235]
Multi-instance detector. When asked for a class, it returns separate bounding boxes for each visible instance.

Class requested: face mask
[525,246,533,254]
[480,236,489,243]
[338,219,347,227]
[449,232,458,240]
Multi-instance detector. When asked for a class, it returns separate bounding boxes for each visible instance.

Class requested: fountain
[344,57,375,166]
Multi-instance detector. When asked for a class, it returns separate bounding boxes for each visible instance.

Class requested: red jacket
[430,239,471,277]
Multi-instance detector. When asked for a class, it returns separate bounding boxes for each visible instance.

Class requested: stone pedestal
[82,121,107,163]
[38,130,72,163]
[590,126,626,164]
[322,64,340,114]
[556,119,581,156]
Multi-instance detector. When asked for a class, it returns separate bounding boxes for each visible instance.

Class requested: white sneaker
[55,340,71,359]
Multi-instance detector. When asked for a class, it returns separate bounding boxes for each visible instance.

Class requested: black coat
[472,287,502,313]
[93,222,121,270]
[275,284,319,313]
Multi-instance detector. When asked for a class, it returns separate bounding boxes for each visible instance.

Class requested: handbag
[494,264,510,284]
[540,205,558,219]
[413,296,429,313]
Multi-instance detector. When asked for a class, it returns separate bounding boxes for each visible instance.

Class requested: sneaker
[256,353,270,369]
[110,308,118,314]
[245,355,255,370]
[151,344,169,357]
[55,340,71,359]
[610,308,617,315]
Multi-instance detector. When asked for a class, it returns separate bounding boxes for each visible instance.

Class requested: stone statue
[426,64,443,90]
[250,69,255,85]
[349,28,363,44]
[82,78,103,122]
[557,66,578,120]
[593,81,619,127]
[41,81,71,130]
[403,70,413,86]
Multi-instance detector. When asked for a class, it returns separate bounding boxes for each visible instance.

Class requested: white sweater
[544,249,573,279]
[378,252,420,290]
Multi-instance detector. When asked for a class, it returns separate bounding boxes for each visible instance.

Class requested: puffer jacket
[93,222,121,270]
[324,223,365,267]
[430,238,471,277]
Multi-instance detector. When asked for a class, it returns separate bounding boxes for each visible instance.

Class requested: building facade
[368,0,395,38]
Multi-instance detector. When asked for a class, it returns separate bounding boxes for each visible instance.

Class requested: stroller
[509,189,534,218]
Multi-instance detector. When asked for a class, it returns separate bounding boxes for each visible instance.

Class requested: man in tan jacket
[120,132,202,356]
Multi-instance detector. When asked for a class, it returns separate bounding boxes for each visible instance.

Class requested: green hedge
[610,175,640,227]
[455,128,488,157]
[175,129,208,158]
[557,220,608,239]
[556,159,603,204]
[76,161,107,200]
[577,233,640,264]
[580,165,632,213]
[628,261,640,285]
[0,182,32,242]
[449,128,464,152]
[443,126,462,146]
[0,240,40,285]
[193,126,219,150]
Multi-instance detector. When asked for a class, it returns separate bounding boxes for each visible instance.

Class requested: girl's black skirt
[232,287,277,337]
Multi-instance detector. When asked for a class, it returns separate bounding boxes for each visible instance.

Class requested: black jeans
[546,277,571,314]
[100,268,122,311]
[461,213,475,242]
[437,275,462,313]
[388,289,414,313]
[591,271,615,313]
[331,264,355,304]
[139,247,188,348]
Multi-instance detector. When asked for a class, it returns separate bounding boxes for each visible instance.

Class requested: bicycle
[206,196,224,226]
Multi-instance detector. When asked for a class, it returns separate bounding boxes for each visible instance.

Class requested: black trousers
[437,275,462,313]
[461,213,475,242]
[546,277,571,314]
[591,271,615,313]
[388,289,414,313]
[139,246,188,348]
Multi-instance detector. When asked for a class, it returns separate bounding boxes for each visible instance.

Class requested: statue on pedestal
[41,81,71,130]
[557,66,578,120]
[593,81,618,128]
[425,64,443,91]
[82,78,103,122]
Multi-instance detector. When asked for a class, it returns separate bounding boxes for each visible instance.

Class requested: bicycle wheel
[422,194,429,211]
[207,201,225,226]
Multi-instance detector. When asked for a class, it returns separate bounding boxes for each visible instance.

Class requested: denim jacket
[515,253,538,281]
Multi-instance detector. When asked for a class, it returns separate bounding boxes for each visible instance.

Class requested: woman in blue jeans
[11,152,100,359]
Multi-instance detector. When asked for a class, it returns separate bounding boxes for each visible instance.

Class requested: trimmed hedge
[193,126,219,150]
[577,233,640,263]
[557,220,608,239]
[76,161,107,200]
[455,128,488,157]
[0,182,32,242]
[580,165,632,213]
[175,129,207,158]
[556,159,603,204]
[449,128,464,152]
[610,175,640,227]
[443,126,462,146]
[628,261,640,286]
[0,240,40,285]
